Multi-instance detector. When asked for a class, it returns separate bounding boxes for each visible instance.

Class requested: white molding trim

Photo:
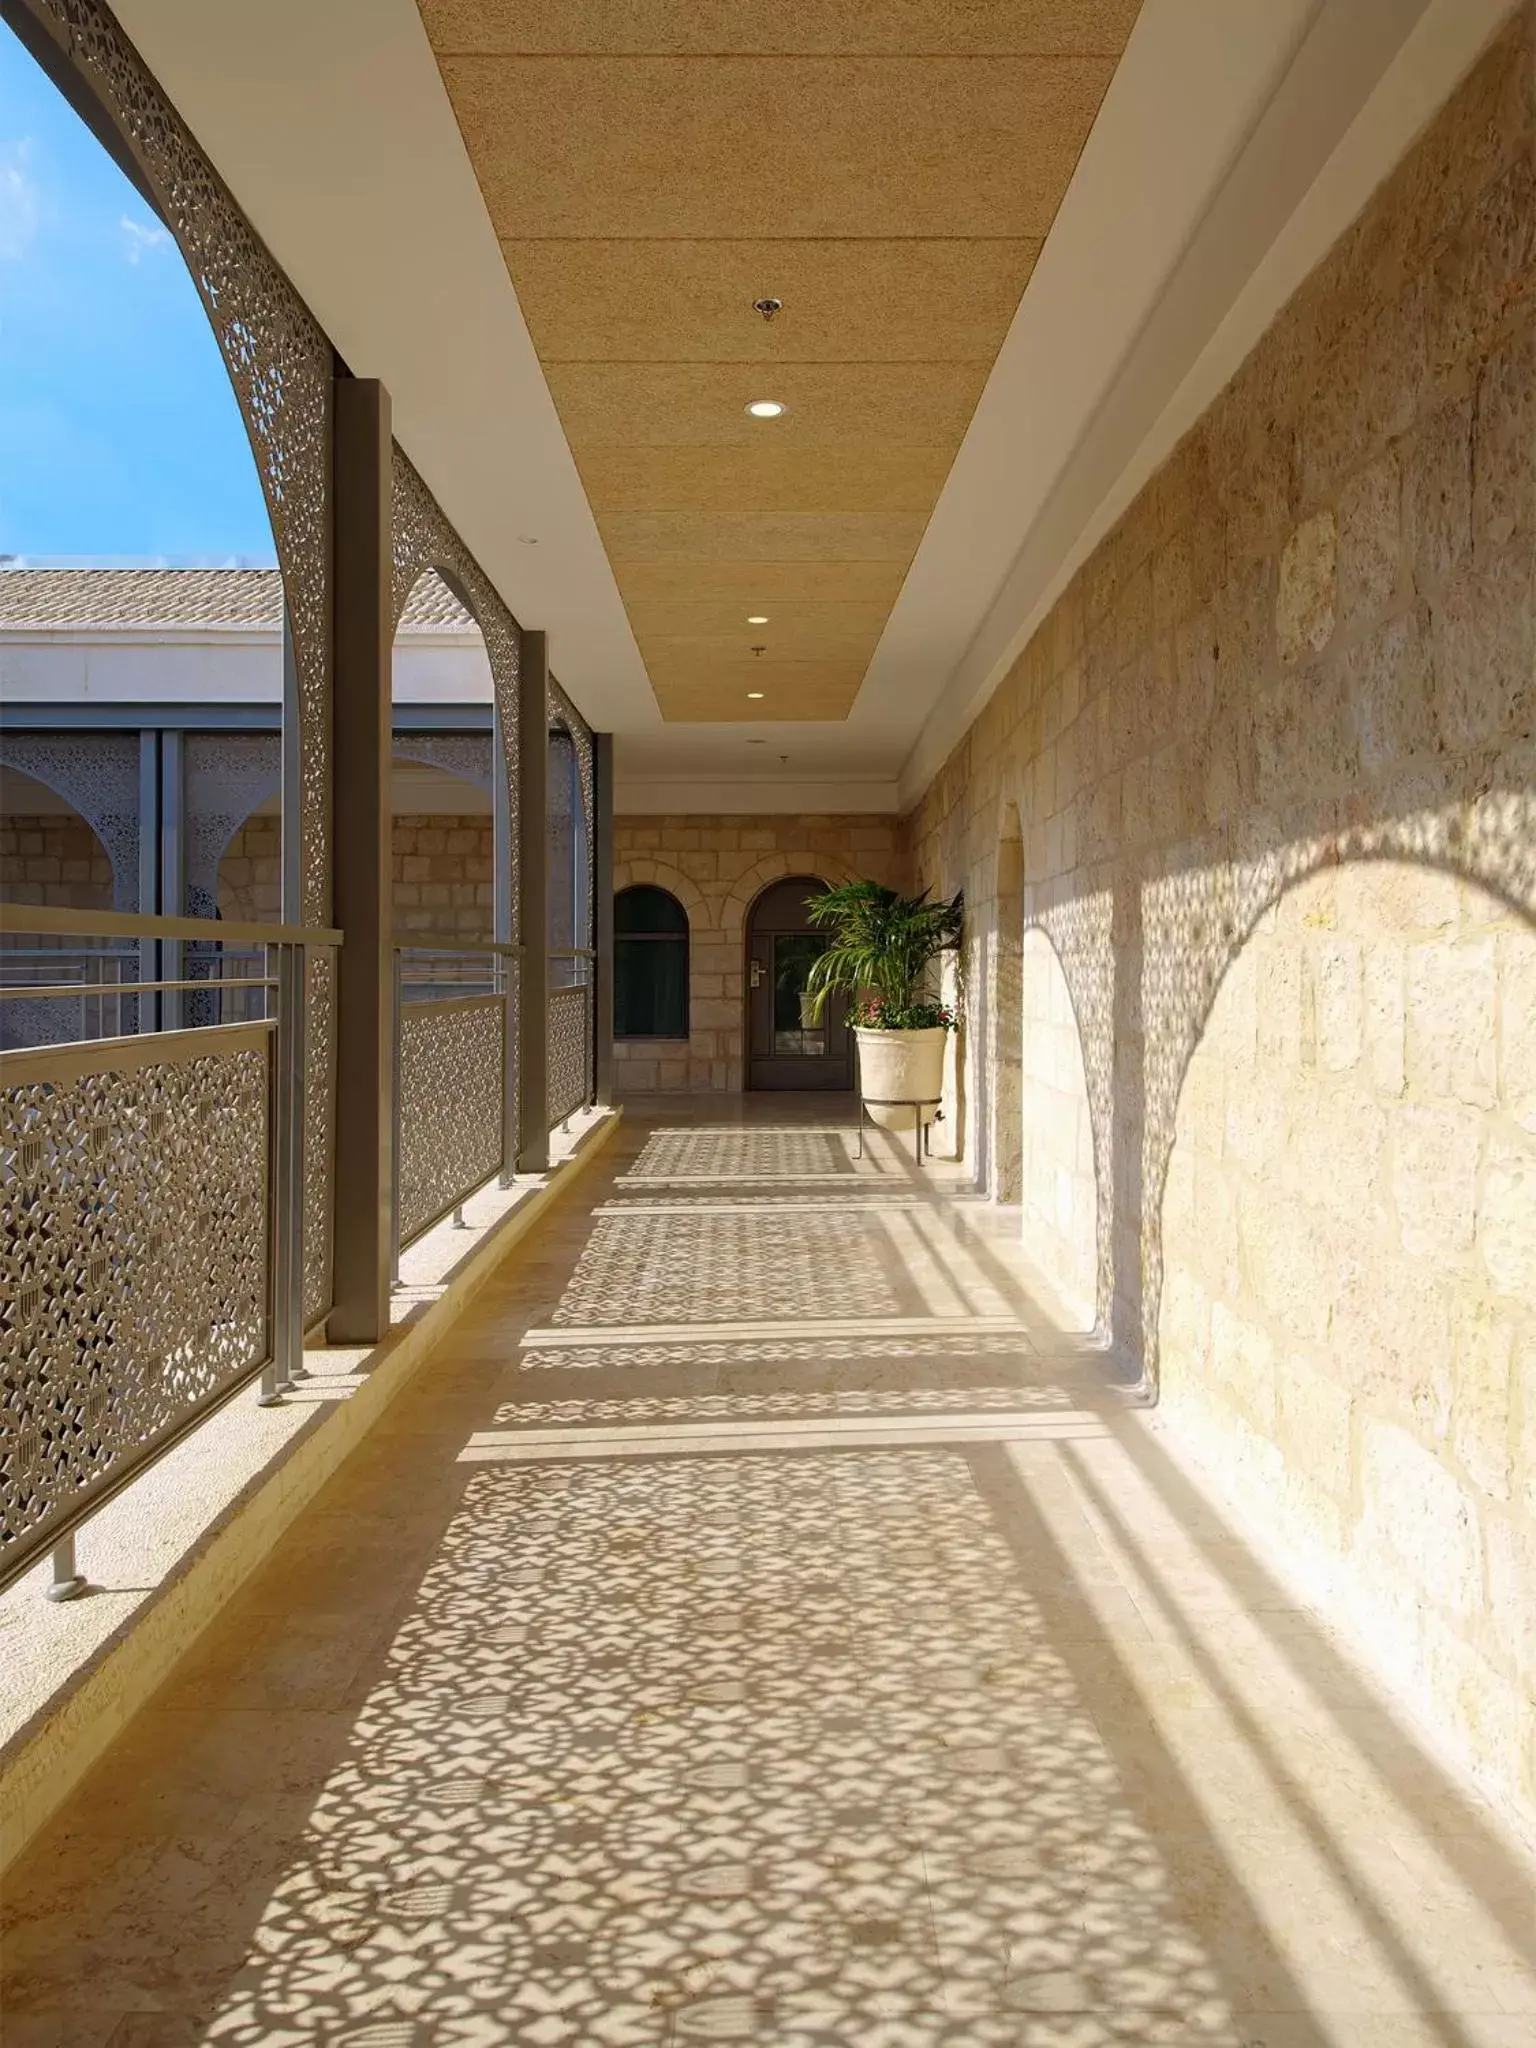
[613,777,900,818]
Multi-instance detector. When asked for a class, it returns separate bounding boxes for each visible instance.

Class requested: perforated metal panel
[396,996,506,1246]
[30,0,338,1326]
[1,1024,272,1578]
[547,983,592,1128]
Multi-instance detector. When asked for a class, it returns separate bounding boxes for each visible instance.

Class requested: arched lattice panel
[21,0,337,1321]
[0,734,140,910]
[548,673,595,924]
[185,733,283,919]
[390,448,520,932]
[391,734,494,794]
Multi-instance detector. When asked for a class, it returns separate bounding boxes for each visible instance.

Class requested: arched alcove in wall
[1158,858,1535,1813]
[1019,925,1098,1329]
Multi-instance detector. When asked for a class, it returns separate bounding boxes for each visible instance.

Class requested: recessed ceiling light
[746,399,784,418]
[747,615,769,625]
[747,690,765,699]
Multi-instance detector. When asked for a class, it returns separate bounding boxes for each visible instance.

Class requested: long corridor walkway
[5,1102,1536,2046]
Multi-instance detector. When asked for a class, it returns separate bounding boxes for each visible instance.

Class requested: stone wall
[391,817,495,941]
[0,815,114,910]
[217,815,282,924]
[906,11,1536,1818]
[218,815,494,941]
[1163,861,1534,1815]
[1020,927,1098,1326]
[613,815,901,1093]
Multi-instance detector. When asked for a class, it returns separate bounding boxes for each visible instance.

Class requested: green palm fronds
[803,880,962,1022]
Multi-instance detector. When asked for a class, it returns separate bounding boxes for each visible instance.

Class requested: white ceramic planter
[854,1026,948,1131]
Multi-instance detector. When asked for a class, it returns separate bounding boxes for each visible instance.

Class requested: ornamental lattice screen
[24,0,338,1324]
[548,677,597,1119]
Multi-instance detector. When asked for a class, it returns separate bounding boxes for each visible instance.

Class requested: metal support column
[280,611,303,923]
[516,630,550,1174]
[326,376,395,1343]
[593,730,615,1109]
[493,697,518,1184]
[158,729,185,1030]
[136,729,160,1032]
[261,940,308,1402]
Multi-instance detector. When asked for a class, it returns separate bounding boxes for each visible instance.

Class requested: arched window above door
[615,885,689,1039]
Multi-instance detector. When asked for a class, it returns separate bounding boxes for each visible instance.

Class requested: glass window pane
[615,934,688,1038]
[771,933,830,1057]
[616,885,688,936]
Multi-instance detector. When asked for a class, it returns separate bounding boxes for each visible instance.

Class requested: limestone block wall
[217,815,282,924]
[906,10,1536,1817]
[0,815,114,910]
[1163,863,1535,1800]
[612,815,901,1093]
[219,815,494,941]
[389,817,495,941]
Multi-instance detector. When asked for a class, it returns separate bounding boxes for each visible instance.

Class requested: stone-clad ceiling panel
[417,0,1141,722]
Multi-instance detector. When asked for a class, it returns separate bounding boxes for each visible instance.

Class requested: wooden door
[746,877,853,1091]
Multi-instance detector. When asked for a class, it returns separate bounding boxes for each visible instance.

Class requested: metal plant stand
[855,1097,940,1164]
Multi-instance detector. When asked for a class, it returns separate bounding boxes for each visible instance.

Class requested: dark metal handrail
[1,902,343,947]
[0,909,339,1602]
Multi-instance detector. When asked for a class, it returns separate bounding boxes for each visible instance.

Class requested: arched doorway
[745,877,852,1092]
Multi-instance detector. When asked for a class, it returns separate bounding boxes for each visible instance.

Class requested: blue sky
[0,20,276,564]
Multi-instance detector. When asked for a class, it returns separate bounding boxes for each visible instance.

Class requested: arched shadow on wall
[1025,889,1116,1342]
[1135,837,1536,1392]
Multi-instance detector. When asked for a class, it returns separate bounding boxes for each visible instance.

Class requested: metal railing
[0,903,341,1600]
[548,948,596,1130]
[0,945,143,1049]
[391,940,517,1269]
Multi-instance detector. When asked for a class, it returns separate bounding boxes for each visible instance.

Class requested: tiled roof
[0,566,477,631]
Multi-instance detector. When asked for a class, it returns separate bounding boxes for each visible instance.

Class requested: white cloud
[119,213,170,264]
[0,140,39,262]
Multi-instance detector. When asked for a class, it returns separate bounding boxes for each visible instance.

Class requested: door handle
[750,959,764,989]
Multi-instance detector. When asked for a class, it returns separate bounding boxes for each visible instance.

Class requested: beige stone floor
[5,1097,1536,2046]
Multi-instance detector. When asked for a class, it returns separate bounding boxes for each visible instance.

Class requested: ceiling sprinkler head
[752,296,782,322]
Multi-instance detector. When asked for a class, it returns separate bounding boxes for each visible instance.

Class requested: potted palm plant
[803,881,962,1129]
